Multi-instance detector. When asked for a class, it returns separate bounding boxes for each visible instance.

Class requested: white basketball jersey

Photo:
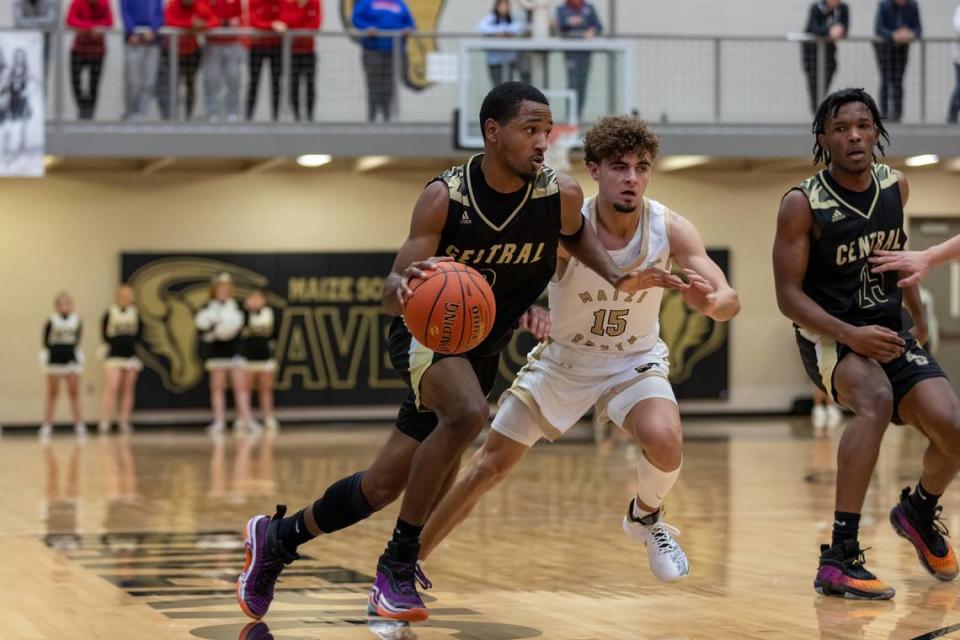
[549,196,672,354]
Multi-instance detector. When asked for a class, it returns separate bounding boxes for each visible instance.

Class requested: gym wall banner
[123,251,729,410]
[0,31,45,177]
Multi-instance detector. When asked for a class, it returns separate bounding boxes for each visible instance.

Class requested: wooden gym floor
[1,419,958,640]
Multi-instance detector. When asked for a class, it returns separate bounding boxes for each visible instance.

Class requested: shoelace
[928,505,950,538]
[414,561,432,590]
[649,522,681,553]
[390,562,419,595]
[843,546,871,571]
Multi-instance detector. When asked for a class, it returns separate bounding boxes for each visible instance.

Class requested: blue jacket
[874,0,922,42]
[121,0,164,37]
[352,0,416,52]
[556,2,602,38]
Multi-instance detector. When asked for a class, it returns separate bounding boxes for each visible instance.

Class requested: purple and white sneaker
[368,544,431,622]
[237,505,299,619]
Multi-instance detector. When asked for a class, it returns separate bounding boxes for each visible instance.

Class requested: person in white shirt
[195,273,259,436]
[417,115,740,583]
[477,0,528,86]
[39,291,86,442]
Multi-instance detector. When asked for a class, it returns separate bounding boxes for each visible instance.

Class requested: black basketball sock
[909,481,941,518]
[386,518,423,562]
[277,471,374,551]
[831,511,861,549]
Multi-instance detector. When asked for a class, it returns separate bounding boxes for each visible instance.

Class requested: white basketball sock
[633,453,682,517]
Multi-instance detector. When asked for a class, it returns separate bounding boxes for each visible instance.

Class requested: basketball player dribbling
[415,115,740,582]
[773,88,960,599]
[237,82,685,622]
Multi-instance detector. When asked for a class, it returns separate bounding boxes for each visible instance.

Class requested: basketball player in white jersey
[417,115,740,581]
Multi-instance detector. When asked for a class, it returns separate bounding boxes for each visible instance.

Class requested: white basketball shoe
[623,498,689,582]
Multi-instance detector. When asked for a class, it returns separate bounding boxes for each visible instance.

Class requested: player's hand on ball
[519,305,550,342]
[844,325,905,363]
[869,249,930,287]
[398,256,455,306]
[614,268,687,293]
[681,268,718,315]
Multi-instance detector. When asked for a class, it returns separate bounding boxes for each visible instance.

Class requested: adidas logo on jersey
[460,211,472,224]
[831,210,846,222]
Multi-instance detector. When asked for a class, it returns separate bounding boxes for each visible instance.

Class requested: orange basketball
[402,261,496,354]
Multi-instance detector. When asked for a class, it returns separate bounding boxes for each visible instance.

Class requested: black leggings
[290,52,316,121]
[157,50,202,120]
[247,46,282,121]
[69,52,104,120]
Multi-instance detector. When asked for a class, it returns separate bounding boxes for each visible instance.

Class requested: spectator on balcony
[477,0,527,87]
[351,0,415,123]
[157,0,217,120]
[874,0,921,123]
[204,0,244,122]
[281,0,321,122]
[949,3,960,123]
[121,0,164,120]
[14,0,60,80]
[801,0,849,115]
[66,0,114,120]
[556,0,601,119]
[247,0,283,121]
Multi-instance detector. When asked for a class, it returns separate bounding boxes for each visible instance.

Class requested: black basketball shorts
[795,326,946,424]
[387,317,499,442]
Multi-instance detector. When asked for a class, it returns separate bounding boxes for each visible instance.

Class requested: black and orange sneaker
[813,540,895,600]
[890,487,959,581]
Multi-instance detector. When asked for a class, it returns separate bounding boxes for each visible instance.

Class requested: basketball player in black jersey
[774,88,960,599]
[236,82,684,623]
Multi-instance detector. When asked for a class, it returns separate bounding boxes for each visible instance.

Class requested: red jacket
[248,0,282,49]
[206,0,242,45]
[66,0,113,57]
[280,0,320,54]
[164,0,218,56]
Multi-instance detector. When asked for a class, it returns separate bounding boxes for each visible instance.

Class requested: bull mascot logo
[660,288,727,386]
[128,258,285,392]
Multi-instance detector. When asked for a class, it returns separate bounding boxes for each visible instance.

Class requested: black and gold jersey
[432,154,563,354]
[792,163,906,330]
[101,305,141,359]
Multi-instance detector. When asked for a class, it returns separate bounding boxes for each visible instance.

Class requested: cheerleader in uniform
[39,292,86,442]
[242,290,280,432]
[98,284,143,435]
[195,273,259,436]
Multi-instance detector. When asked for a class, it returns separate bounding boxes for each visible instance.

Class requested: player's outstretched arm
[667,211,740,322]
[382,181,452,317]
[773,191,904,362]
[555,173,684,293]
[871,236,960,287]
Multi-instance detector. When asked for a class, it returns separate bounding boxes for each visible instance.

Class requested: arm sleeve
[66,2,92,29]
[250,0,273,29]
[806,4,827,35]
[911,3,921,38]
[840,4,850,32]
[589,6,602,34]
[152,0,164,30]
[476,13,496,34]
[875,5,894,40]
[76,321,83,344]
[309,0,321,29]
[214,304,245,340]
[351,0,371,29]
[121,0,135,34]
[403,4,415,29]
[195,303,216,331]
[203,3,220,29]
[101,311,109,343]
[43,320,52,348]
[267,307,279,340]
[555,7,569,34]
